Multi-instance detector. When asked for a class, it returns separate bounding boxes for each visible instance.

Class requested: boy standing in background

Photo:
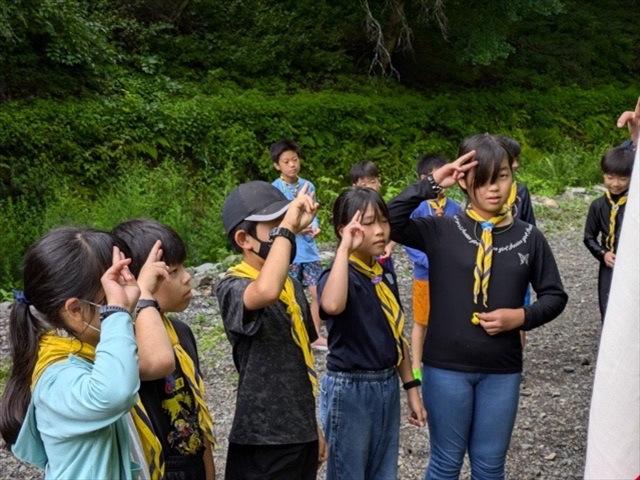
[403,154,461,381]
[349,160,397,267]
[271,140,327,350]
[584,144,635,322]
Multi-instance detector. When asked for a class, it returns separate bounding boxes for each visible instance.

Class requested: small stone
[543,198,559,209]
[563,366,575,373]
[551,391,561,397]
[544,452,557,461]
[581,357,590,366]
[521,389,533,396]
[521,443,533,450]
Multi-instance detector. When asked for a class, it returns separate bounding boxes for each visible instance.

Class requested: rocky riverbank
[0,191,603,479]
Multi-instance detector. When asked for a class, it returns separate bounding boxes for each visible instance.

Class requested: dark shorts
[164,453,206,480]
[225,441,318,480]
[289,261,322,287]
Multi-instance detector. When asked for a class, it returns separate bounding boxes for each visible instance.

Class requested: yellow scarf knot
[605,190,628,253]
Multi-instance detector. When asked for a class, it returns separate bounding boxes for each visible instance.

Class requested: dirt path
[0,206,602,479]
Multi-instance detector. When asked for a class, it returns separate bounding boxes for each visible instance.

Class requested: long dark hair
[0,227,119,447]
[332,187,389,240]
[458,134,514,194]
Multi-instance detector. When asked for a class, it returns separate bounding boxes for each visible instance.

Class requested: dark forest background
[0,0,638,290]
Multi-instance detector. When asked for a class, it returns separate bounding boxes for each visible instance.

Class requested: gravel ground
[0,194,602,479]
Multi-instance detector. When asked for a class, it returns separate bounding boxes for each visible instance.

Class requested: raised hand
[617,97,640,146]
[137,239,171,298]
[101,246,141,312]
[339,210,365,254]
[280,182,320,234]
[432,150,478,188]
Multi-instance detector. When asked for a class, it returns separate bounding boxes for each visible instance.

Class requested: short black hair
[458,134,514,193]
[497,136,521,159]
[332,187,388,240]
[416,154,447,177]
[112,218,187,276]
[270,140,301,164]
[601,145,635,177]
[349,161,379,184]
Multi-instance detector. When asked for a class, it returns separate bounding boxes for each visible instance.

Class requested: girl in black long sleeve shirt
[388,134,568,479]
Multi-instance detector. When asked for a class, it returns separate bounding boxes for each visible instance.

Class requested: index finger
[146,240,163,262]
[617,97,640,127]
[452,150,476,169]
[350,210,362,224]
[297,182,310,197]
[112,246,121,266]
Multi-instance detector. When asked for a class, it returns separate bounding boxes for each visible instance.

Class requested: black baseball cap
[223,181,291,235]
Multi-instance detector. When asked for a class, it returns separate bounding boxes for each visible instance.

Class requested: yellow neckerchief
[465,202,512,308]
[604,190,628,252]
[505,182,518,214]
[348,255,407,366]
[427,195,447,216]
[226,261,318,395]
[32,331,164,480]
[161,314,216,447]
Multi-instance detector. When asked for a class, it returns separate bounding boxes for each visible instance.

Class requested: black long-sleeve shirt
[388,179,568,373]
[583,193,627,261]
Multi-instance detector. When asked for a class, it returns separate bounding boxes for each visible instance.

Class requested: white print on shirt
[385,273,395,285]
[454,217,534,254]
[518,253,530,266]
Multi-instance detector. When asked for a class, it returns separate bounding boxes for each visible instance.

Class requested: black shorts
[164,453,206,480]
[225,441,318,480]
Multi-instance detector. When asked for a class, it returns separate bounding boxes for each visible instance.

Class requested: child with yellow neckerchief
[404,153,462,383]
[0,227,162,480]
[113,219,216,480]
[388,134,568,479]
[216,181,327,479]
[317,186,426,480]
[583,142,635,322]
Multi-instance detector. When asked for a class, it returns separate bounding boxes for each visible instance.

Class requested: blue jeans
[422,366,522,480]
[319,368,400,480]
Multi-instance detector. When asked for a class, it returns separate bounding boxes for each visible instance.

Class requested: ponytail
[0,303,47,446]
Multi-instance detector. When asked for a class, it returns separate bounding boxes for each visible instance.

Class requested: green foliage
[0,82,636,288]
[0,356,11,395]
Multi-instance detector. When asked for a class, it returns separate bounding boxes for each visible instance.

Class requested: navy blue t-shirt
[318,263,402,372]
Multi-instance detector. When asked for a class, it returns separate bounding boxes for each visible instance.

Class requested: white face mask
[83,321,101,333]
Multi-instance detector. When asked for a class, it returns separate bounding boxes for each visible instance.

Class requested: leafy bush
[0,83,636,287]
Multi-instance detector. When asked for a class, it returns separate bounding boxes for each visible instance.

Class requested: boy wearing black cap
[215,181,327,479]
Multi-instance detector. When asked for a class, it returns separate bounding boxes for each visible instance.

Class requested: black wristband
[403,379,422,390]
[135,299,160,316]
[426,174,443,195]
[99,305,130,322]
[269,227,296,245]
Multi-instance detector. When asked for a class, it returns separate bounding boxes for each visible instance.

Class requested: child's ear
[234,229,253,251]
[273,162,282,172]
[458,176,468,191]
[62,298,86,327]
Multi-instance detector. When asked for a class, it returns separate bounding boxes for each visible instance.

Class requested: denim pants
[422,366,522,480]
[319,368,400,480]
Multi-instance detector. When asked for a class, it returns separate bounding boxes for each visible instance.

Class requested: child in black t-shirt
[318,186,425,480]
[215,181,327,479]
[113,219,216,480]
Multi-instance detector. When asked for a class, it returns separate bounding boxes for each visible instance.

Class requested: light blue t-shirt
[272,177,321,264]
